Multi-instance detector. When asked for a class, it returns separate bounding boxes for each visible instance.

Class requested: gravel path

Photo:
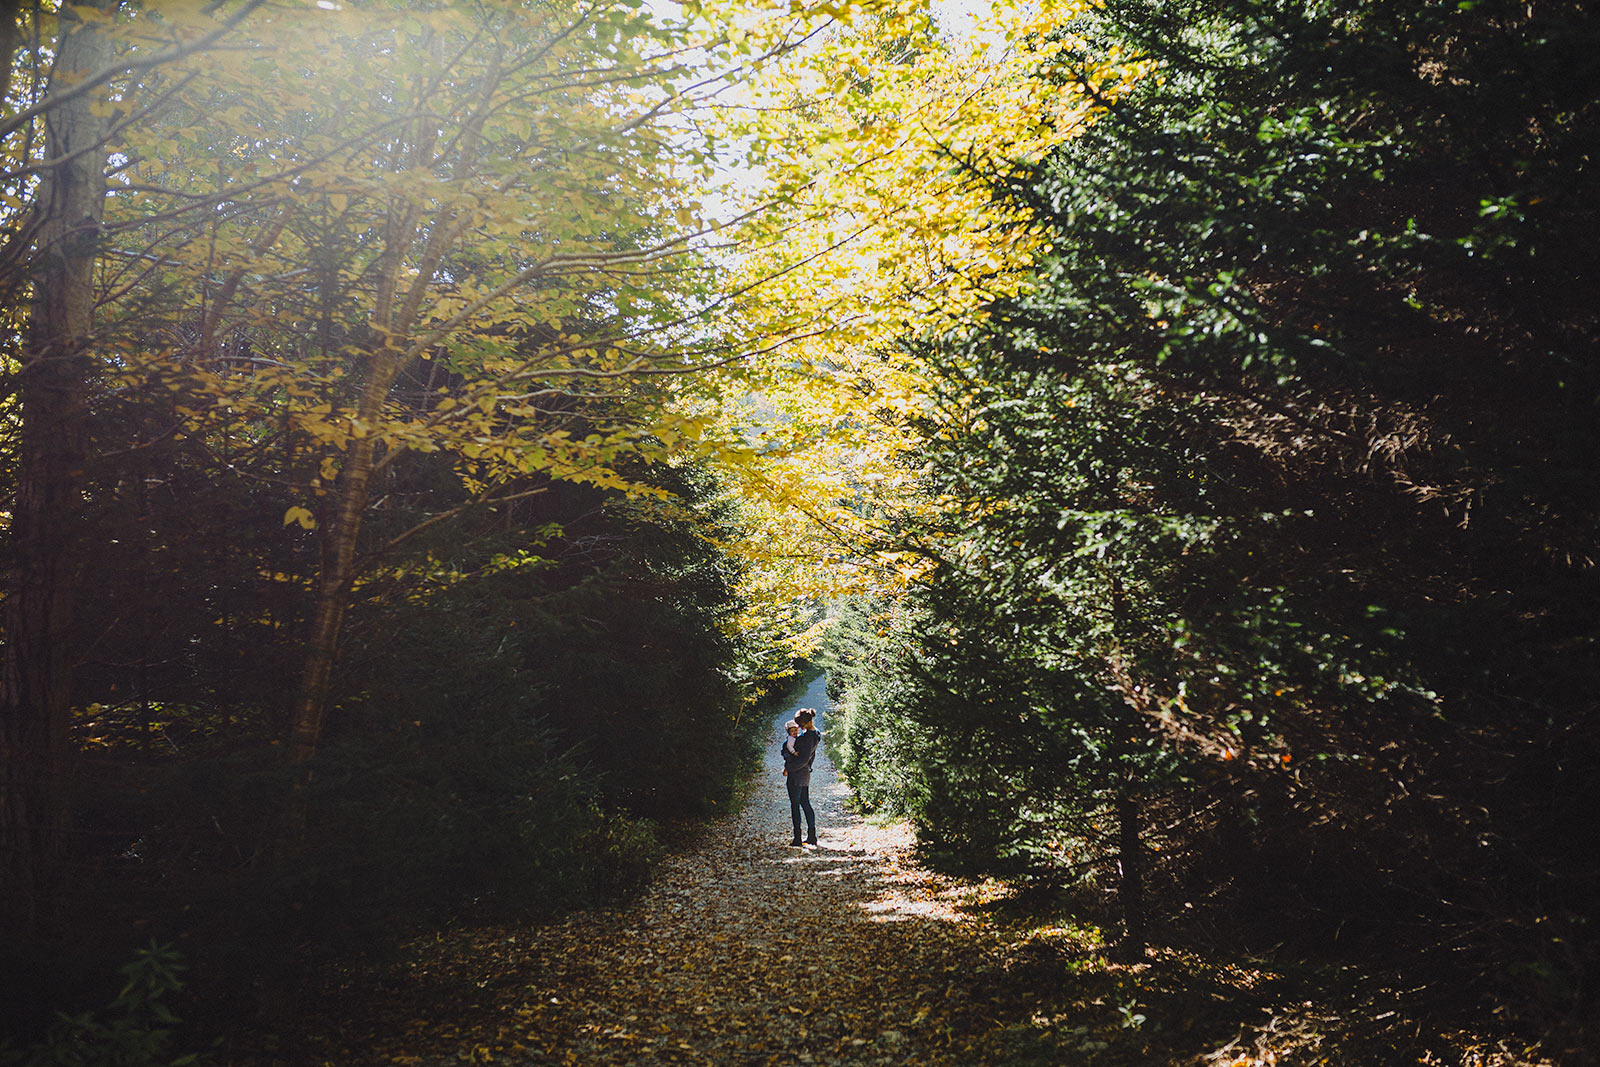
[383,675,1015,1066]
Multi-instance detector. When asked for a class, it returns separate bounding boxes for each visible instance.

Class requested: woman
[782,708,821,846]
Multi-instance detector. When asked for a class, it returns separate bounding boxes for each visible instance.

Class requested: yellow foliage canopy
[699,0,1146,630]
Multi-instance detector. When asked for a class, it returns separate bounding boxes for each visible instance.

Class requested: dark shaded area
[0,412,769,1047]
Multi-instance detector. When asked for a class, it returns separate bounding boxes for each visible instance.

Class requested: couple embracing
[780,708,821,846]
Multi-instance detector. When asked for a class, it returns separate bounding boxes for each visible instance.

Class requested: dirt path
[366,675,1017,1066]
[242,680,1554,1066]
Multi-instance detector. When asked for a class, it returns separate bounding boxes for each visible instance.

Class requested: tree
[98,0,740,774]
[1,0,284,937]
[1,0,808,925]
[700,0,1141,620]
[1,0,117,934]
[827,0,1600,986]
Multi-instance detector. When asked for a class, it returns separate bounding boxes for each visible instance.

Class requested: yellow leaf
[283,506,316,530]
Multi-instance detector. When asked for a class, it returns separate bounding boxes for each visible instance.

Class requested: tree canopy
[816,0,1599,1037]
[3,0,1597,1054]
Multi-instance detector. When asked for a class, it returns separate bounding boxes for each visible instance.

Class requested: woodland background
[2,0,1597,1061]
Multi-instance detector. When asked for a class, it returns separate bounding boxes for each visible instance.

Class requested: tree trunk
[0,0,20,110]
[0,5,112,937]
[284,435,378,766]
[285,353,397,768]
[276,352,395,854]
[1103,566,1147,961]
[1115,784,1146,961]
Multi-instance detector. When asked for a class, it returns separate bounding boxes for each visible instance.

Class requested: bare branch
[372,483,549,558]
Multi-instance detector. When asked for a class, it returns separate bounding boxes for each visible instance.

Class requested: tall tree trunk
[0,5,113,937]
[1106,568,1146,961]
[277,354,396,854]
[0,0,20,110]
[283,172,422,777]
[285,354,397,768]
[1115,782,1146,961]
[285,436,379,766]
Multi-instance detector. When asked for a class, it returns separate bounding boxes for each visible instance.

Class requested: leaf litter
[233,707,1562,1067]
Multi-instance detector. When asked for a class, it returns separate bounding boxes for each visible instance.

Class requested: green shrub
[1,944,200,1067]
[835,669,929,819]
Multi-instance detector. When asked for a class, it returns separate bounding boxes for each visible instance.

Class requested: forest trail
[242,680,1536,1067]
[301,675,1032,1066]
[461,674,1002,1065]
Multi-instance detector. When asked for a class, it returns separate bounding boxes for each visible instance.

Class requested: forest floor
[236,676,1564,1067]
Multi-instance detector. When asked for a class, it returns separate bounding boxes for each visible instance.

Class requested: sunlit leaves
[687,0,1148,621]
[92,0,736,512]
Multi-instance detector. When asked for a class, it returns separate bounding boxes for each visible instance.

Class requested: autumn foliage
[3,0,1597,1057]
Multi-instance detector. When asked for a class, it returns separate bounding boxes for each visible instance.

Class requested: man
[783,708,821,846]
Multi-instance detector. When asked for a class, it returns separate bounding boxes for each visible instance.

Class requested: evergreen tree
[835,0,1599,982]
